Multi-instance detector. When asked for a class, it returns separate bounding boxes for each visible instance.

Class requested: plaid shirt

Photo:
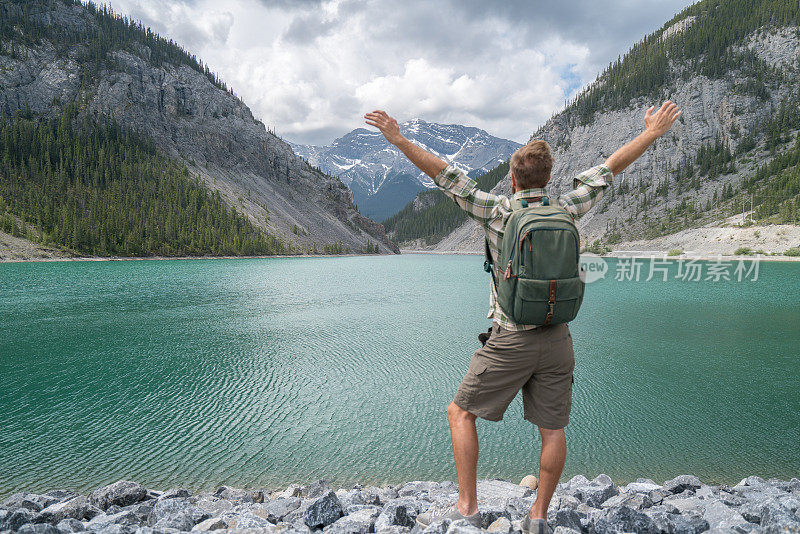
[433,163,614,330]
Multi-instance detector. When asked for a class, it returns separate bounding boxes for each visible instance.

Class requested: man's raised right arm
[604,100,682,176]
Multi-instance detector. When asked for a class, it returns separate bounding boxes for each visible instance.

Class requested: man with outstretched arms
[365,101,681,534]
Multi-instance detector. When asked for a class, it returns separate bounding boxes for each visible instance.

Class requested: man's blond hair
[510,140,554,189]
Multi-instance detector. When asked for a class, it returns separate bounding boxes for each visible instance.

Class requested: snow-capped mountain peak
[289,120,521,221]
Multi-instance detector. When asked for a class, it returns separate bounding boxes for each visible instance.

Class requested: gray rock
[420,519,451,534]
[760,500,800,532]
[277,485,304,499]
[552,528,581,534]
[38,497,89,524]
[3,493,47,513]
[376,527,412,534]
[194,497,234,517]
[397,483,440,499]
[477,480,532,501]
[18,524,61,534]
[306,481,333,500]
[190,516,228,531]
[56,518,86,533]
[304,491,344,529]
[147,498,210,531]
[444,519,481,534]
[224,511,274,530]
[323,506,381,534]
[478,500,510,529]
[374,498,424,530]
[85,526,137,534]
[600,492,653,510]
[663,475,702,495]
[624,481,662,494]
[504,497,537,521]
[738,501,763,523]
[89,482,148,511]
[486,517,511,533]
[561,474,619,508]
[213,487,253,504]
[647,510,708,534]
[702,500,748,530]
[357,488,383,507]
[87,511,140,528]
[44,491,79,503]
[156,490,191,501]
[553,508,582,531]
[589,505,658,534]
[251,497,301,523]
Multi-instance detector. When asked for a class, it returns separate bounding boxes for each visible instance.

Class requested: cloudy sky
[102,0,697,145]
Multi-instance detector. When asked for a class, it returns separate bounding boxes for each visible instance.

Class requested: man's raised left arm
[365,110,505,226]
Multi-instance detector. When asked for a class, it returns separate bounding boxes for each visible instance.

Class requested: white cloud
[101,0,695,145]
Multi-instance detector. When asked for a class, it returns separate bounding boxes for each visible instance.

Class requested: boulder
[55,518,86,532]
[553,508,582,531]
[190,516,227,531]
[212,487,252,504]
[589,505,658,534]
[420,519,451,534]
[486,517,511,533]
[251,497,301,523]
[646,510,708,534]
[86,510,139,528]
[276,484,304,499]
[36,496,89,524]
[17,524,60,534]
[3,493,46,513]
[223,511,274,530]
[306,480,333,499]
[323,506,381,534]
[444,519,481,534]
[624,481,661,494]
[600,492,652,510]
[194,497,233,517]
[397,482,440,498]
[702,500,748,531]
[303,491,344,529]
[374,498,424,530]
[89,482,147,511]
[561,474,619,508]
[760,499,800,532]
[477,480,531,501]
[156,490,191,501]
[663,475,702,495]
[147,498,210,531]
[519,476,538,491]
[478,500,510,529]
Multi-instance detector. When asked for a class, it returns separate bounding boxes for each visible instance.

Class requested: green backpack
[484,197,585,326]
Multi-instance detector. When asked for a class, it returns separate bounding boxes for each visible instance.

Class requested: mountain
[397,0,800,255]
[290,119,521,222]
[0,0,398,258]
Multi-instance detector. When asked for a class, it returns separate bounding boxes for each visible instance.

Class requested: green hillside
[383,162,509,245]
[0,106,287,256]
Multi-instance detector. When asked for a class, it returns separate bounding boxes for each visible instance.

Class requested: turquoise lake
[0,254,798,498]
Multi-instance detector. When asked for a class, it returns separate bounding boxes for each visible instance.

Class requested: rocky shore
[3,475,800,534]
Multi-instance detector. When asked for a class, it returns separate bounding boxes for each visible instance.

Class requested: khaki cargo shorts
[453,322,575,429]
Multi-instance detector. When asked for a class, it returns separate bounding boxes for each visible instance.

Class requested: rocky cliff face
[0,0,398,254]
[291,119,520,222]
[426,20,800,253]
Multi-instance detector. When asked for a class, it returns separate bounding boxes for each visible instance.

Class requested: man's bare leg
[447,402,479,516]
[529,427,566,520]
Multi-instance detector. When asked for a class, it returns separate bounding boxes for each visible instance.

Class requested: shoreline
[4,250,800,264]
[2,475,798,533]
[400,249,800,262]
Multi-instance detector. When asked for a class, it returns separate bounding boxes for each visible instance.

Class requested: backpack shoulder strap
[484,237,497,289]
